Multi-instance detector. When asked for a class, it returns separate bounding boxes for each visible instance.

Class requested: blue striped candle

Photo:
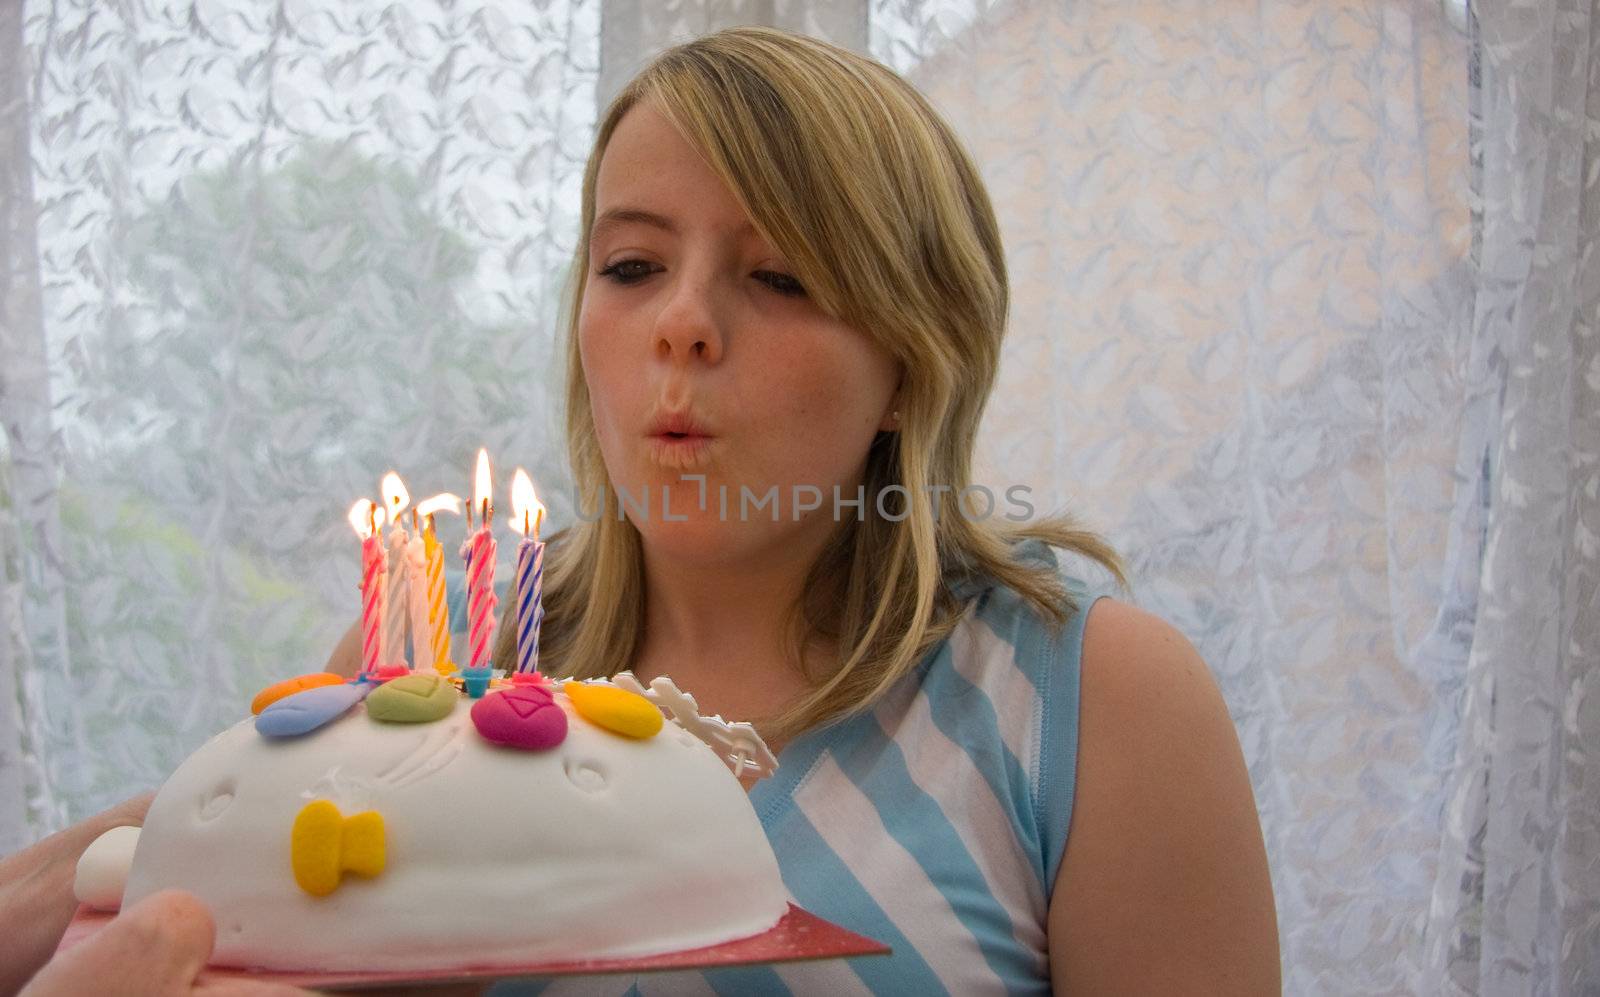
[515,533,544,675]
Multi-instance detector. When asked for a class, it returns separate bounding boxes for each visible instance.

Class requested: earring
[892,410,900,421]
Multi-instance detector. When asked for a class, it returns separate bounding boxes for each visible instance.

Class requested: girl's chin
[632,515,803,565]
[636,511,749,540]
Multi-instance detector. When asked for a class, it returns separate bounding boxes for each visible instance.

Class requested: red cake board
[58,902,888,990]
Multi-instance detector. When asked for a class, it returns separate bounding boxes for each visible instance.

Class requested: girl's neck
[631,520,841,728]
[640,552,806,664]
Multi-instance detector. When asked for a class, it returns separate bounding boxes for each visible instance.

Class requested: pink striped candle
[465,450,498,670]
[347,499,387,678]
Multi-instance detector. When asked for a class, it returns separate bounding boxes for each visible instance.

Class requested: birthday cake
[72,461,792,974]
[75,669,789,973]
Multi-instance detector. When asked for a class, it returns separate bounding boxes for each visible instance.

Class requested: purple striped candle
[515,534,543,675]
[510,468,547,675]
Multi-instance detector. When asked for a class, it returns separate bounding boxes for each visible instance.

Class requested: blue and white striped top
[469,538,1107,996]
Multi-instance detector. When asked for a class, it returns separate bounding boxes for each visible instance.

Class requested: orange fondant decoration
[563,681,664,739]
[252,673,346,715]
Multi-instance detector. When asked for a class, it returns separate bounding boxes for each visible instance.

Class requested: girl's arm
[324,619,363,679]
[1047,599,1281,994]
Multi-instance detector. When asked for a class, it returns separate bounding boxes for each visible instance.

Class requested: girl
[330,26,1279,995]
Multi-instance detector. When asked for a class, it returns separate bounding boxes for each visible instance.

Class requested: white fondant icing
[121,693,791,972]
[74,824,142,911]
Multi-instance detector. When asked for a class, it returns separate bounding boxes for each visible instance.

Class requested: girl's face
[580,102,902,567]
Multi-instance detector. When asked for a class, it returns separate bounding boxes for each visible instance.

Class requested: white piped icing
[120,690,791,972]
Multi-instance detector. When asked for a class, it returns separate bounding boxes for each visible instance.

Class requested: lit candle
[405,513,429,675]
[380,473,412,673]
[346,499,387,679]
[464,449,498,674]
[509,469,546,677]
[414,493,462,675]
[458,499,478,691]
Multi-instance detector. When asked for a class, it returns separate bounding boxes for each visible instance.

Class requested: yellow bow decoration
[291,800,386,897]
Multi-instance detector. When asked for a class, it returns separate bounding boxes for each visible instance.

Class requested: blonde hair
[493,26,1125,742]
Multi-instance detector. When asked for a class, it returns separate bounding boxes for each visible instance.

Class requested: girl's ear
[880,362,905,431]
[879,404,902,433]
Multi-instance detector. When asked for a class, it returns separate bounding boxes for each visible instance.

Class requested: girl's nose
[653,273,726,365]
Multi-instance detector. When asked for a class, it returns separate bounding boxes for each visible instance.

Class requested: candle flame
[474,449,493,523]
[510,468,546,538]
[347,499,386,539]
[416,493,463,520]
[382,472,411,524]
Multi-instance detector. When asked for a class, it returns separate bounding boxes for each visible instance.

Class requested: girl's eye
[595,260,806,299]
[754,270,807,298]
[596,259,657,284]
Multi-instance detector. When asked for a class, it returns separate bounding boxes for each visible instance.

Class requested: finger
[98,790,159,828]
[23,889,216,996]
[122,790,158,823]
[115,888,218,978]
[348,983,489,997]
[193,979,315,996]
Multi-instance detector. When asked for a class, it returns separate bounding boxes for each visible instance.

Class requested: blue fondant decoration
[257,681,373,737]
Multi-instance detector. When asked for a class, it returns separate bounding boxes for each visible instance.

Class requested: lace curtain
[2,0,1594,991]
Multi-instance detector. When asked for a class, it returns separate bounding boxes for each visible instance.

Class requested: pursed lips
[642,407,717,470]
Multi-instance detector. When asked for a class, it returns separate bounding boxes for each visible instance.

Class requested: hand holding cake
[22,890,309,997]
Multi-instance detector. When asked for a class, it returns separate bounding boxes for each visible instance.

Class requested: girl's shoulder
[1049,588,1279,992]
[946,537,1118,678]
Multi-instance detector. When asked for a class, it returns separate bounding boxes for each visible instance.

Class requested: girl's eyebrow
[593,206,676,237]
[591,206,757,240]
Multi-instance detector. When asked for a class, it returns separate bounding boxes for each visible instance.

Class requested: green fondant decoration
[366,673,457,723]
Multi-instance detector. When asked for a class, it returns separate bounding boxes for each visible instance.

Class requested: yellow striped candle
[414,493,462,675]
